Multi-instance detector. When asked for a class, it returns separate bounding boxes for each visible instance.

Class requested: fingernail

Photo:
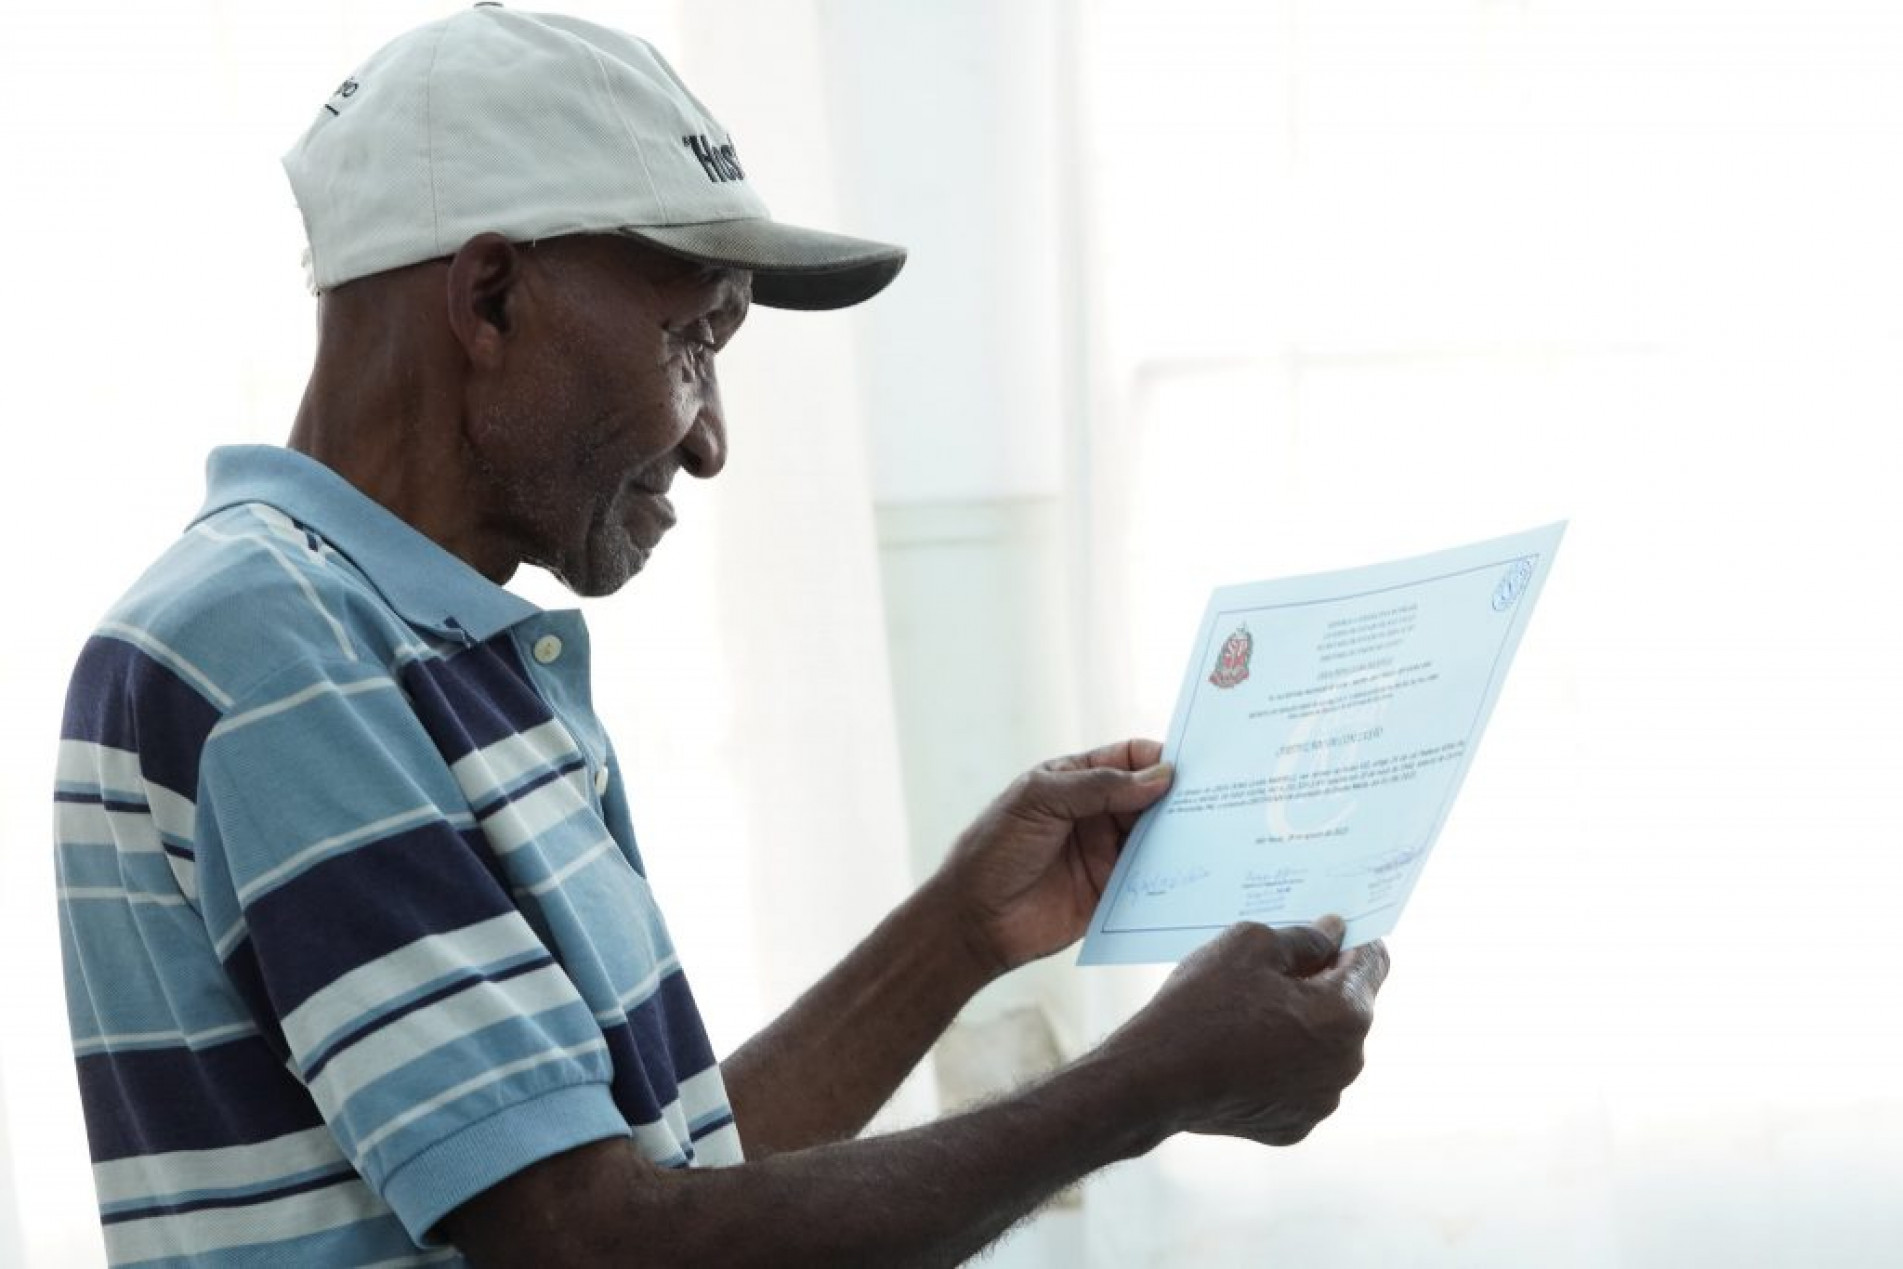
[1139,761,1174,782]
[1316,914,1346,939]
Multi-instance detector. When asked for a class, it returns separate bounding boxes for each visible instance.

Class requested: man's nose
[679,405,727,480]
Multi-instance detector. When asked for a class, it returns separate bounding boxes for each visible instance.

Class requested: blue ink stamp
[1492,557,1536,612]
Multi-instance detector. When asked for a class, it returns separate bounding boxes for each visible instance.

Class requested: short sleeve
[193,659,631,1244]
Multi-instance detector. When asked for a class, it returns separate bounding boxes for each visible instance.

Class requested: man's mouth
[621,485,676,542]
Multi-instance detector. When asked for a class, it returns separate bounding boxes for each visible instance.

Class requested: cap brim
[619,218,906,311]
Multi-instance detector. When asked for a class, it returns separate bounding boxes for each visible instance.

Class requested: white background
[3,2,1901,1265]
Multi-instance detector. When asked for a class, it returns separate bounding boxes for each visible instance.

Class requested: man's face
[468,235,750,597]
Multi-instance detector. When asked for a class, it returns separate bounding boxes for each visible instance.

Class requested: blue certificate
[1079,522,1566,964]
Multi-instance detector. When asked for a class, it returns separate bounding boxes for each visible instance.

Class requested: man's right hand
[1103,917,1389,1147]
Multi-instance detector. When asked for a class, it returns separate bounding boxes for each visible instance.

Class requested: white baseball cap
[283,4,906,309]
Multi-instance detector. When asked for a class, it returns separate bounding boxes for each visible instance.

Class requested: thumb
[1267,915,1345,977]
[1022,761,1173,820]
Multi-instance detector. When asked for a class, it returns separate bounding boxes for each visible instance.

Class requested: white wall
[1069,1,1903,1263]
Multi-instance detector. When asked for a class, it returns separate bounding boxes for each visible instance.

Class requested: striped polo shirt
[55,445,741,1266]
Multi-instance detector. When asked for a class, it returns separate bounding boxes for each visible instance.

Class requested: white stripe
[150,783,195,849]
[658,1093,689,1151]
[212,913,248,960]
[282,914,546,1068]
[631,1117,690,1168]
[59,886,185,908]
[55,801,161,855]
[391,641,437,668]
[254,528,358,661]
[479,770,593,855]
[54,804,195,905]
[614,1050,734,1172]
[313,965,585,1112]
[74,1019,256,1060]
[352,1037,608,1160]
[239,505,354,658]
[693,1120,746,1167]
[196,506,329,559]
[96,621,233,708]
[236,804,442,906]
[92,1125,342,1207]
[56,742,199,847]
[522,835,617,898]
[190,519,245,544]
[101,1165,381,1264]
[241,502,315,550]
[209,675,397,740]
[676,1065,734,1129]
[450,720,583,806]
[195,511,286,547]
[56,739,140,795]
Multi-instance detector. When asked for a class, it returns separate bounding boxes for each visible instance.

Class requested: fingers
[1088,737,1164,772]
[1050,737,1166,775]
[1019,758,1172,821]
[1015,738,1170,828]
[1320,939,1391,1010]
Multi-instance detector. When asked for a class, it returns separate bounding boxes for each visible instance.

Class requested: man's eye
[680,319,717,348]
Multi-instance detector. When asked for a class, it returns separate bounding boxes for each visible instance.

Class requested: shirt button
[594,765,610,795]
[532,634,564,665]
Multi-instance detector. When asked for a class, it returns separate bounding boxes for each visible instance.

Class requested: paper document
[1079,522,1565,965]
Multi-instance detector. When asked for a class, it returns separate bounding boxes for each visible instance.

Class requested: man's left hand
[933,739,1173,978]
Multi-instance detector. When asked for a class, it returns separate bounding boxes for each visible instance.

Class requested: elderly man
[54,7,1387,1265]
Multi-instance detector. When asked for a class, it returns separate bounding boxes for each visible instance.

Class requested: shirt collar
[191,445,540,643]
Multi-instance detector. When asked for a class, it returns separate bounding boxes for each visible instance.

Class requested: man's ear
[445,233,523,369]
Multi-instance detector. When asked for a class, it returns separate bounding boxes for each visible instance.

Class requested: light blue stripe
[297,943,557,1078]
[97,1162,357,1221]
[338,1008,611,1178]
[205,678,479,902]
[56,844,182,895]
[117,1209,440,1268]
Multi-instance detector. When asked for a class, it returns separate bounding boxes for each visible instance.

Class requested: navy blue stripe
[400,637,553,764]
[54,790,152,815]
[100,1166,358,1225]
[648,971,719,1075]
[470,756,588,821]
[688,1111,735,1143]
[221,938,293,1064]
[76,1036,324,1162]
[603,1026,669,1126]
[162,842,196,862]
[603,971,720,1128]
[60,635,220,802]
[301,953,557,1083]
[242,822,516,1017]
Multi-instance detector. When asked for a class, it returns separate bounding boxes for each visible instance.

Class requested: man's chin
[548,539,652,599]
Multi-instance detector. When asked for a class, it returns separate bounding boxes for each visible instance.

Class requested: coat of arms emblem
[1208,623,1253,689]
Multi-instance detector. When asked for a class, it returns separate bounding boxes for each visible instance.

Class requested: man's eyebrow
[688,262,741,288]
